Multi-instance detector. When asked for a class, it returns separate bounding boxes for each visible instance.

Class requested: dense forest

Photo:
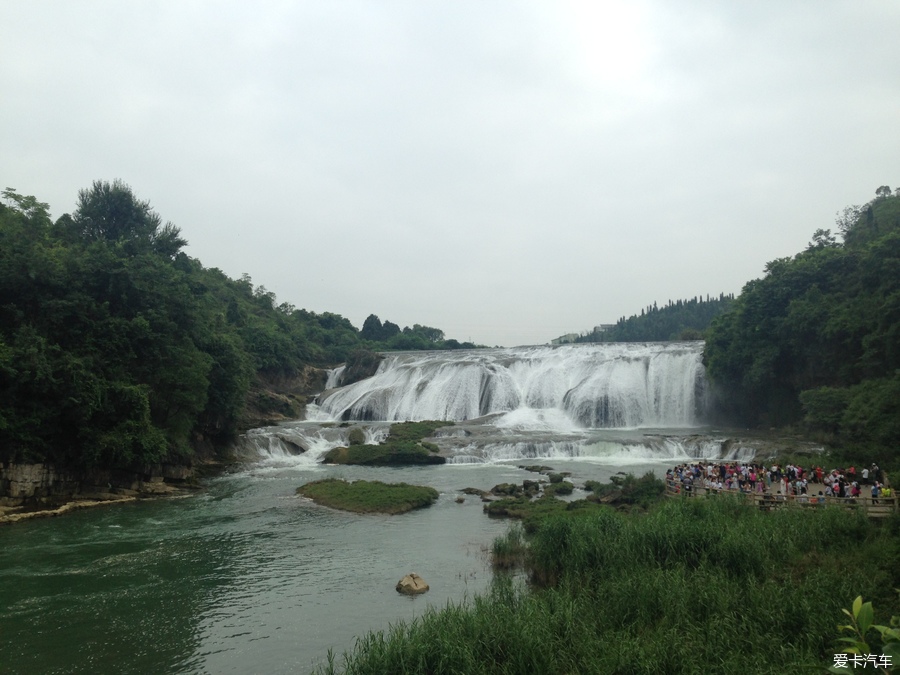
[0,181,472,471]
[704,186,900,458]
[564,293,735,343]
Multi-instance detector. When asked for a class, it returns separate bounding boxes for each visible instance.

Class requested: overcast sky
[2,1,898,346]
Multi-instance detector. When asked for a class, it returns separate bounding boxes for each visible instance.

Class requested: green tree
[704,187,900,454]
[70,179,186,257]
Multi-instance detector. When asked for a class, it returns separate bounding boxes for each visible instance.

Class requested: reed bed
[317,497,899,674]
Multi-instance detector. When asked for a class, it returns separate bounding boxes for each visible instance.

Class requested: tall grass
[317,497,899,674]
[490,524,526,570]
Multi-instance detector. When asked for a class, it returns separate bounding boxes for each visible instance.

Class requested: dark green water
[0,459,665,674]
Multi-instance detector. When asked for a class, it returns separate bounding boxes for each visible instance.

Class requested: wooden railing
[664,480,898,518]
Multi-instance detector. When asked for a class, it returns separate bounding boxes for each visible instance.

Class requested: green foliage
[704,188,900,457]
[341,348,383,386]
[799,386,852,434]
[484,495,604,534]
[297,478,438,514]
[594,471,666,509]
[71,179,187,257]
[568,293,735,343]
[385,420,455,442]
[490,525,526,570]
[321,498,900,674]
[322,420,453,465]
[322,442,445,466]
[0,188,218,467]
[0,184,474,471]
[361,314,477,351]
[483,494,569,521]
[830,595,900,672]
[543,480,573,496]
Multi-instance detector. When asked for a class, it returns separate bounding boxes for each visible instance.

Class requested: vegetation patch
[484,495,605,533]
[322,442,445,466]
[703,187,900,461]
[297,478,438,514]
[491,525,527,570]
[340,349,383,386]
[322,420,453,465]
[584,471,665,509]
[543,480,574,496]
[386,421,455,442]
[0,184,477,472]
[319,497,900,674]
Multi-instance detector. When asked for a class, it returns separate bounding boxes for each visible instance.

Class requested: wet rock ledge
[0,461,201,524]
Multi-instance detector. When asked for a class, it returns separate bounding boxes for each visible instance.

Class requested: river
[0,343,770,674]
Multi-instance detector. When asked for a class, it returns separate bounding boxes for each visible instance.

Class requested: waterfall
[235,343,815,466]
[233,343,742,467]
[317,343,708,429]
[234,423,390,466]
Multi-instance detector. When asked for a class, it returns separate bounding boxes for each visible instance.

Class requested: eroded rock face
[0,462,195,507]
[396,573,429,595]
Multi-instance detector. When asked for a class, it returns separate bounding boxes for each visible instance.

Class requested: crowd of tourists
[666,461,893,500]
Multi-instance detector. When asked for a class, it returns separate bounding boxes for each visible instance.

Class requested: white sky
[2,1,898,346]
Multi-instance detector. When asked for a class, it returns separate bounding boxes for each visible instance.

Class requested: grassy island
[322,442,445,466]
[297,478,439,514]
[322,421,453,466]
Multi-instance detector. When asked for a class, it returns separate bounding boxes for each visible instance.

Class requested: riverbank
[0,478,206,525]
[0,495,139,524]
[0,458,227,525]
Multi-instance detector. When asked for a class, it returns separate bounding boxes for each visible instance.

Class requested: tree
[382,320,401,339]
[704,187,900,451]
[808,228,837,249]
[70,179,186,257]
[2,188,51,222]
[361,314,383,341]
[411,324,444,343]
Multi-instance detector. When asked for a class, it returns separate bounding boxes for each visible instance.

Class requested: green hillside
[704,185,900,461]
[0,181,470,470]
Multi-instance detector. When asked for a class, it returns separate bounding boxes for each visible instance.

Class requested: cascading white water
[443,436,757,465]
[234,423,390,466]
[234,343,818,471]
[316,343,708,429]
[325,365,346,389]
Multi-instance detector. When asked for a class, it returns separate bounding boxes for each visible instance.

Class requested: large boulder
[396,573,429,595]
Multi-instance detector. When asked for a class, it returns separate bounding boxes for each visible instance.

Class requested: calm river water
[0,455,673,674]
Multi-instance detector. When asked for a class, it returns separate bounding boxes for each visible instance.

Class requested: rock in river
[396,573,429,595]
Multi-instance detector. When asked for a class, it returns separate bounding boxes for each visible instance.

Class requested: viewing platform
[665,480,898,518]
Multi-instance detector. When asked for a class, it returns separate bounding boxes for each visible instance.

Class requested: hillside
[555,293,734,344]
[704,186,900,461]
[0,181,470,472]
